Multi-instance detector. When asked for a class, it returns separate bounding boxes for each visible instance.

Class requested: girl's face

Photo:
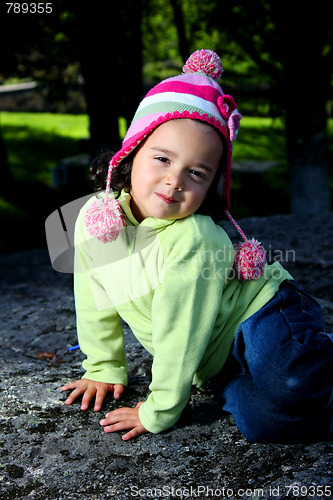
[129,119,223,222]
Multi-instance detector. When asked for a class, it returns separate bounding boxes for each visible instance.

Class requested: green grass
[0,112,331,220]
[0,112,90,184]
[0,112,128,185]
[0,112,287,183]
[231,116,290,216]
[233,116,287,162]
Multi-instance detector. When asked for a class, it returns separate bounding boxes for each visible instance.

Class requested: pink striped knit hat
[85,49,266,280]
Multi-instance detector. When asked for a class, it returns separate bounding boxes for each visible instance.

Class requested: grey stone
[0,212,332,499]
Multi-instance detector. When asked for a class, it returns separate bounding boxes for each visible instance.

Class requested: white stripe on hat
[135,91,222,122]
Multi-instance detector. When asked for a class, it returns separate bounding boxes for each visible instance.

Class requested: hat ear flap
[228,112,242,141]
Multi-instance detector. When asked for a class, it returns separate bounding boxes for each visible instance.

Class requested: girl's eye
[189,169,205,179]
[155,156,170,164]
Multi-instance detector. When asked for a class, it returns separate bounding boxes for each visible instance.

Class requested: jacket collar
[119,190,176,232]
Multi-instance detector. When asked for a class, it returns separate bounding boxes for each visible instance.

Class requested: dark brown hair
[89,149,133,196]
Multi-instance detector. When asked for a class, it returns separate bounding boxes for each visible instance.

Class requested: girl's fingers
[102,420,146,436]
[61,381,80,391]
[94,383,125,410]
[61,380,95,409]
[61,380,126,411]
[64,387,84,405]
[61,379,88,395]
[100,405,143,427]
[122,426,146,441]
[94,386,109,411]
[102,419,147,441]
[100,410,120,426]
[102,420,131,433]
[113,384,124,399]
[81,386,98,410]
[100,408,129,426]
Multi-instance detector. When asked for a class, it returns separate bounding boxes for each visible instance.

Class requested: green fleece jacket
[73,190,292,434]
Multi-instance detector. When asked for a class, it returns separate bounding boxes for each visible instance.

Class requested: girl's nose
[165,170,183,191]
[165,181,183,191]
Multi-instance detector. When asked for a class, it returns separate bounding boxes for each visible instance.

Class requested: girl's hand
[100,401,147,441]
[61,379,125,411]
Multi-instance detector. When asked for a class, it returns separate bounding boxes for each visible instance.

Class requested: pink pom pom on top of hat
[183,49,224,81]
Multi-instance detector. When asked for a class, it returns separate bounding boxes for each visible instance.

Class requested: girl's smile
[155,192,178,204]
[129,119,223,222]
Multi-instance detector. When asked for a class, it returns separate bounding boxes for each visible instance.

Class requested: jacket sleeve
[73,205,128,386]
[138,217,234,433]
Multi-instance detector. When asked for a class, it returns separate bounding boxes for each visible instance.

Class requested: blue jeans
[211,280,333,443]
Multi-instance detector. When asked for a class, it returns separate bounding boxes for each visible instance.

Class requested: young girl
[61,50,333,443]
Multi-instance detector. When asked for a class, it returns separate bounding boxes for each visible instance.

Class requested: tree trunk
[0,129,13,193]
[75,3,122,155]
[169,0,190,63]
[119,0,143,126]
[75,0,143,157]
[275,4,331,214]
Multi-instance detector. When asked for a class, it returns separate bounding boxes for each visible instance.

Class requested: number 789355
[6,3,52,14]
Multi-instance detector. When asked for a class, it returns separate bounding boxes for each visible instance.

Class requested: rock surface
[0,212,332,500]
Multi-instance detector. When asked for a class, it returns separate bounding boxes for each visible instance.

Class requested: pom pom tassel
[85,161,125,243]
[85,197,125,243]
[233,238,267,281]
[225,211,266,281]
